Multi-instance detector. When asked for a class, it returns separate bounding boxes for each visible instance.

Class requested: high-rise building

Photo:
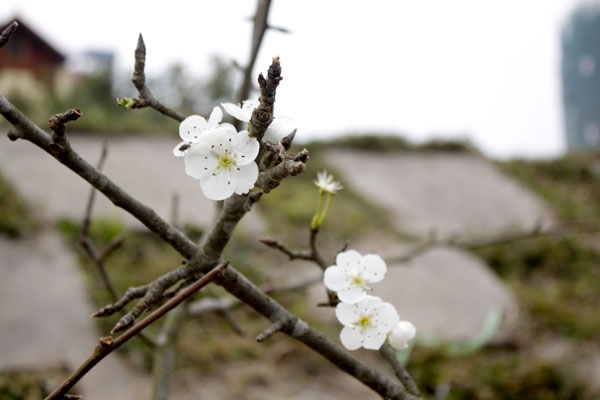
[562,2,600,150]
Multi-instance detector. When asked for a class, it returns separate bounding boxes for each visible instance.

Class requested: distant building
[561,2,600,151]
[0,17,71,101]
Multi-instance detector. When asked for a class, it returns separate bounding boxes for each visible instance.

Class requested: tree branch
[2,58,419,398]
[380,344,421,397]
[386,222,600,265]
[236,0,276,107]
[0,21,18,48]
[118,34,186,122]
[45,262,228,400]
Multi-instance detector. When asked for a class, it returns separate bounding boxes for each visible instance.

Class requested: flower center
[351,274,365,286]
[217,154,237,171]
[356,315,372,330]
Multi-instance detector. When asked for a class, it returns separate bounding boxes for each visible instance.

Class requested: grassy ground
[3,142,600,398]
[0,171,37,238]
[403,152,600,399]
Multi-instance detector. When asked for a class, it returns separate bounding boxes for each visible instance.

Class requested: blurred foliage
[498,153,600,221]
[305,134,477,154]
[0,170,37,238]
[1,55,237,135]
[0,368,68,400]
[410,348,588,400]
[47,147,600,398]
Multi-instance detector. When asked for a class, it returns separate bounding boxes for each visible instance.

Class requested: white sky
[0,0,590,158]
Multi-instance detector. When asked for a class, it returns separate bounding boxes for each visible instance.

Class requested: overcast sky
[0,0,590,158]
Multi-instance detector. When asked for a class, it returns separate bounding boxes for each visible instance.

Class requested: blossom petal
[184,142,216,180]
[388,321,417,350]
[263,116,293,143]
[241,99,259,115]
[335,302,358,327]
[360,254,387,283]
[233,162,258,195]
[362,329,388,350]
[231,131,259,165]
[377,302,400,332]
[221,102,250,122]
[337,286,368,304]
[179,115,207,141]
[207,106,223,129]
[336,249,362,273]
[200,171,236,201]
[323,266,348,291]
[339,326,363,350]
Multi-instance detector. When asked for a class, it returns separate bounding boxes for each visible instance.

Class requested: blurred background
[2,0,599,158]
[2,1,600,399]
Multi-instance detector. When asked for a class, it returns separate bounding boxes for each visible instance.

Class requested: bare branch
[386,222,600,265]
[0,21,18,48]
[152,303,188,400]
[109,263,193,333]
[256,320,285,342]
[45,262,228,400]
[121,34,186,122]
[2,58,419,398]
[216,264,419,400]
[256,153,306,193]
[91,284,150,318]
[259,224,328,270]
[48,108,81,154]
[250,56,282,144]
[380,344,421,397]
[237,0,275,107]
[78,139,120,299]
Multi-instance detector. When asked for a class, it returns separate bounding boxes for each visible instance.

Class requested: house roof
[1,17,65,63]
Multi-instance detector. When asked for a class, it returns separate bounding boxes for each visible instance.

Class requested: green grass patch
[0,368,69,400]
[304,135,477,154]
[257,151,402,256]
[0,170,37,238]
[409,347,589,400]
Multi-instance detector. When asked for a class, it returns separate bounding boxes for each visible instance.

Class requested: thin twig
[152,302,188,400]
[45,262,228,400]
[258,226,327,270]
[2,55,419,398]
[0,21,18,48]
[48,108,81,153]
[125,34,185,122]
[79,139,119,299]
[236,0,275,109]
[256,320,285,342]
[386,222,600,265]
[380,344,421,397]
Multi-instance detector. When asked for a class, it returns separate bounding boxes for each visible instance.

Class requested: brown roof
[1,17,65,64]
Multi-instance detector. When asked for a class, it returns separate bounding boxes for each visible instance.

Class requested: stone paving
[0,135,557,398]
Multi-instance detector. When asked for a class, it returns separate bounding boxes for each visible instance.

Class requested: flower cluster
[173,100,293,201]
[324,250,416,351]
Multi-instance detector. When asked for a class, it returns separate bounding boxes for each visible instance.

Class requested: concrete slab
[0,134,264,233]
[0,231,150,399]
[326,150,555,239]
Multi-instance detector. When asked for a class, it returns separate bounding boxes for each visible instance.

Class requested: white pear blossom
[184,125,259,201]
[324,250,387,303]
[314,170,343,195]
[336,296,400,350]
[388,320,417,350]
[173,107,227,157]
[221,99,292,143]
